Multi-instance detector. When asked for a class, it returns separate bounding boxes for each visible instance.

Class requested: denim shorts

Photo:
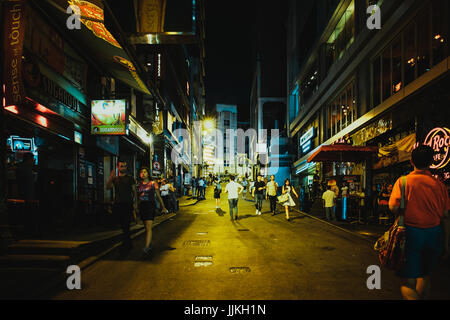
[397,225,444,279]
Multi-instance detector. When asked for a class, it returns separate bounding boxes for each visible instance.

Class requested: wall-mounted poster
[91,100,127,135]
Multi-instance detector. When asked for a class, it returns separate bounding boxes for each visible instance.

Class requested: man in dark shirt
[16,153,35,201]
[106,160,137,251]
[252,175,266,215]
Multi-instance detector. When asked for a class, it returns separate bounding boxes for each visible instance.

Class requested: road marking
[195,256,213,261]
[194,261,213,267]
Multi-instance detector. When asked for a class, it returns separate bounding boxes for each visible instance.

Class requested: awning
[37,0,151,95]
[307,145,378,163]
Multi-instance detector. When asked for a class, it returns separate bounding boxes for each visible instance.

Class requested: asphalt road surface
[47,186,441,300]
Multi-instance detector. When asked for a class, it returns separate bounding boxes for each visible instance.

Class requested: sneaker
[256,209,258,215]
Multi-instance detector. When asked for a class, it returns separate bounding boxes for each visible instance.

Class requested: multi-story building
[215,104,238,176]
[287,0,449,205]
[250,2,291,185]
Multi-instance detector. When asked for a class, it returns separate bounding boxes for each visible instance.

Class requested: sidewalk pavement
[0,194,199,299]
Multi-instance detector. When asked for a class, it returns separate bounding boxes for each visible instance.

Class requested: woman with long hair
[281,178,298,221]
[137,167,168,256]
[213,177,222,209]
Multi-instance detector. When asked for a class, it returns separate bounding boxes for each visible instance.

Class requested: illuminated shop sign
[300,127,314,146]
[91,100,127,135]
[74,131,83,144]
[423,127,450,170]
[9,136,35,152]
[300,127,315,154]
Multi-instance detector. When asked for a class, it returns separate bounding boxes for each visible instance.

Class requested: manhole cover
[238,229,250,231]
[230,267,251,273]
[194,261,213,267]
[183,240,210,247]
[195,256,213,261]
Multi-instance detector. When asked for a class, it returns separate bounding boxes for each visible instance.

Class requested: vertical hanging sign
[3,0,27,106]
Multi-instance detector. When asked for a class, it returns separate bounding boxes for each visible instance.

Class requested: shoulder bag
[374,176,407,271]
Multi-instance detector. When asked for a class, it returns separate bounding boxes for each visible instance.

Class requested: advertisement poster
[91,100,127,135]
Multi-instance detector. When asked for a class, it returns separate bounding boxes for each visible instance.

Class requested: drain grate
[183,240,210,247]
[230,267,251,273]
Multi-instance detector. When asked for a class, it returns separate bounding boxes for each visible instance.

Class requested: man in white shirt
[224,175,244,221]
[322,185,336,221]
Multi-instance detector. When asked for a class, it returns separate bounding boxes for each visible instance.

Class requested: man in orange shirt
[389,145,449,300]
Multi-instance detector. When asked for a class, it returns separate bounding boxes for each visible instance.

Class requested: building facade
[287,0,449,213]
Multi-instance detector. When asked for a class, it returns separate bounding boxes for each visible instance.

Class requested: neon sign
[424,127,450,170]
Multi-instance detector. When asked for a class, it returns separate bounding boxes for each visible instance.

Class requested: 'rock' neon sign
[424,127,450,170]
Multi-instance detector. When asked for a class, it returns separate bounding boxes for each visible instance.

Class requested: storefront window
[392,36,402,94]
[299,61,319,110]
[372,56,381,107]
[325,0,355,69]
[325,81,356,140]
[432,0,448,66]
[417,6,431,77]
[381,47,391,101]
[404,21,416,86]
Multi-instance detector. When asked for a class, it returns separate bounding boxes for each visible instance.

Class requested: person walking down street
[266,175,279,216]
[322,185,336,221]
[198,177,205,200]
[106,160,138,252]
[241,178,248,199]
[170,178,179,212]
[281,179,298,221]
[389,145,449,300]
[137,167,168,256]
[252,175,266,215]
[16,153,38,235]
[214,177,222,209]
[224,175,244,221]
[160,179,175,213]
[192,177,197,199]
[379,183,391,220]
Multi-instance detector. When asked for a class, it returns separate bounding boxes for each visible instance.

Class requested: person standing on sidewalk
[322,185,336,221]
[389,145,449,300]
[106,160,138,251]
[213,177,222,209]
[281,179,298,221]
[252,175,266,215]
[266,175,279,216]
[137,167,168,256]
[224,175,244,221]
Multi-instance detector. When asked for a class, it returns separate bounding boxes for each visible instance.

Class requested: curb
[34,213,177,299]
[275,202,375,243]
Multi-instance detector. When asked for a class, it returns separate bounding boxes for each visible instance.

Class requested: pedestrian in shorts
[389,145,449,300]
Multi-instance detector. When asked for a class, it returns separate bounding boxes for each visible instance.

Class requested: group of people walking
[106,161,179,257]
[215,174,299,221]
